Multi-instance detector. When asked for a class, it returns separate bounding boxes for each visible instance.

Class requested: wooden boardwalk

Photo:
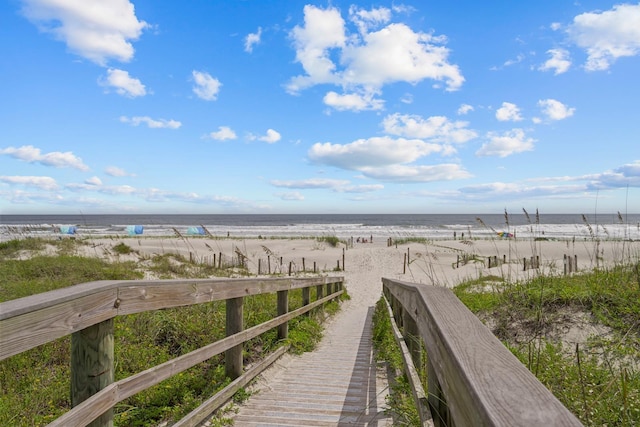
[228,303,393,426]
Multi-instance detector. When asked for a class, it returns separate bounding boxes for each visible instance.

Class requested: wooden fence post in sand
[71,319,114,427]
[404,253,407,274]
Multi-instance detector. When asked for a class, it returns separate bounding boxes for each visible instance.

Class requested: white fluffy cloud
[21,0,148,65]
[495,102,523,122]
[100,68,146,97]
[0,175,58,190]
[0,145,89,170]
[258,129,281,143]
[476,129,535,157]
[245,27,262,53]
[209,126,237,141]
[288,5,464,111]
[457,104,474,115]
[585,160,640,189]
[192,71,221,101]
[539,48,571,74]
[382,113,477,144]
[538,99,575,121]
[309,136,442,170]
[120,116,181,129]
[323,91,384,111]
[568,3,640,71]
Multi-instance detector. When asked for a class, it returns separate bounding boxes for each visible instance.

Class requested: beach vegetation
[371,297,421,425]
[112,242,134,255]
[317,235,341,247]
[393,237,430,245]
[0,238,343,426]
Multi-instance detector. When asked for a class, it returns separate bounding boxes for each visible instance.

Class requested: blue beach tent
[59,226,77,235]
[126,225,144,235]
[186,226,206,236]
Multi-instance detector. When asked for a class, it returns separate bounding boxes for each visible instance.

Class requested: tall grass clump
[317,235,342,247]
[371,297,421,425]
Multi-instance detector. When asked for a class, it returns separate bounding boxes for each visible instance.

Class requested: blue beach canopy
[126,225,144,235]
[186,226,206,236]
[59,226,77,235]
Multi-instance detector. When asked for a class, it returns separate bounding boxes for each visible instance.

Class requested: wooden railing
[382,278,583,427]
[0,276,344,427]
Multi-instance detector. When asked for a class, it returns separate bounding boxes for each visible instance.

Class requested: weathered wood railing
[382,278,583,427]
[0,276,344,427]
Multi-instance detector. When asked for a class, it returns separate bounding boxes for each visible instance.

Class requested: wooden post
[337,260,340,271]
[302,257,305,272]
[268,256,271,274]
[503,254,506,264]
[225,297,243,379]
[488,257,492,268]
[218,252,222,269]
[326,282,332,296]
[404,253,407,274]
[302,286,310,317]
[258,259,261,275]
[277,290,288,340]
[456,255,460,268]
[313,261,316,273]
[342,248,345,271]
[71,319,114,427]
[574,255,578,272]
[564,254,568,275]
[523,257,527,271]
[288,261,292,276]
[213,253,216,268]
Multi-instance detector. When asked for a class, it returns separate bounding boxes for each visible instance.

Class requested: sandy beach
[76,235,640,311]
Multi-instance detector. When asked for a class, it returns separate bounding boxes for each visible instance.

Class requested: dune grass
[0,238,343,427]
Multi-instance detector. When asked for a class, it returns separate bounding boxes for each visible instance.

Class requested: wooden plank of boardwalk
[228,303,393,426]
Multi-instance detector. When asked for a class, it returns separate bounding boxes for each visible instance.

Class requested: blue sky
[1,0,639,215]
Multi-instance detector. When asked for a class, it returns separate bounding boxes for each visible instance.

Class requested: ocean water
[2,213,640,241]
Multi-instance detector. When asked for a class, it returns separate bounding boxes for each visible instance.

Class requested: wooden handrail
[0,276,344,427]
[1,276,340,360]
[382,277,583,427]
